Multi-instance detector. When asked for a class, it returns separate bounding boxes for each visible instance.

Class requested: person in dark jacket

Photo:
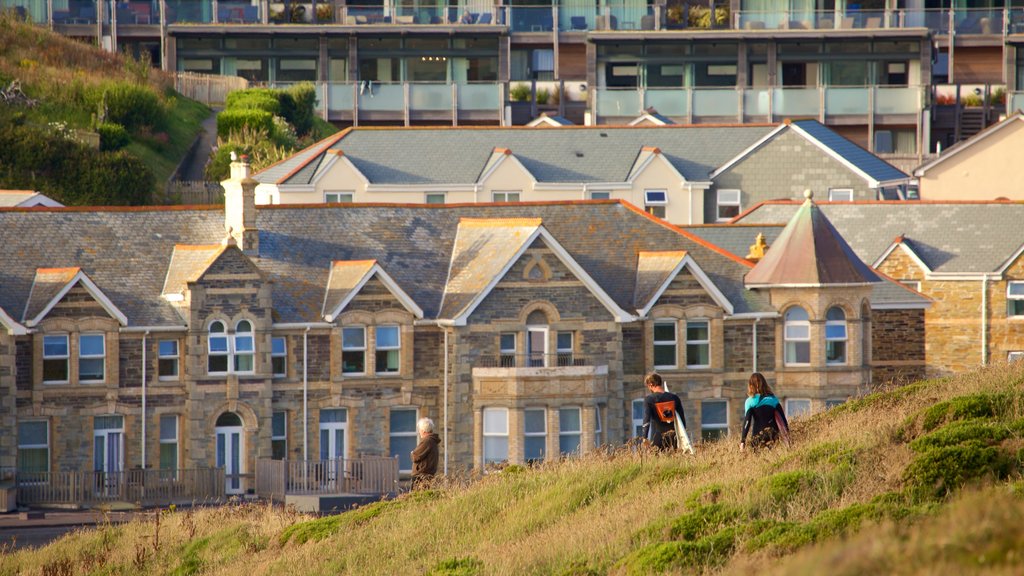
[641,372,686,450]
[411,417,440,489]
[740,372,789,451]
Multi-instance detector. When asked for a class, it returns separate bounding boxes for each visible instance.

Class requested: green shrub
[510,83,531,102]
[919,393,1012,433]
[280,82,317,137]
[101,82,165,132]
[617,527,737,574]
[910,419,1011,452]
[904,440,1013,500]
[226,91,281,115]
[427,557,484,576]
[760,470,822,504]
[97,122,130,151]
[217,108,274,139]
[536,88,550,105]
[669,503,741,541]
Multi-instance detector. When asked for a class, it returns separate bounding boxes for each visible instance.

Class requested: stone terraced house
[692,199,1024,379]
[0,160,926,500]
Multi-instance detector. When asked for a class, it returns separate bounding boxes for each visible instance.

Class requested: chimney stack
[221,154,259,256]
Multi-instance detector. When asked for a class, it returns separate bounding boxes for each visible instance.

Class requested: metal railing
[14,468,225,507]
[255,457,399,502]
[733,7,1018,35]
[472,352,603,369]
[595,85,924,122]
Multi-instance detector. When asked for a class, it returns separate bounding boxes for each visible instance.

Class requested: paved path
[0,511,138,550]
[177,107,221,182]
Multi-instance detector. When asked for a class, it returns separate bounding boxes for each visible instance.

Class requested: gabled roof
[526,114,574,127]
[730,200,1024,276]
[628,110,675,126]
[0,190,62,208]
[745,192,881,288]
[23,267,128,327]
[253,125,778,186]
[478,148,537,185]
[914,113,1024,176]
[322,260,423,322]
[634,250,733,316]
[0,305,27,335]
[871,236,933,273]
[162,244,226,301]
[710,121,909,186]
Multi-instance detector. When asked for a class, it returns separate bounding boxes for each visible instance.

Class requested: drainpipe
[303,326,309,461]
[141,331,148,469]
[752,318,760,373]
[443,328,449,476]
[982,276,988,366]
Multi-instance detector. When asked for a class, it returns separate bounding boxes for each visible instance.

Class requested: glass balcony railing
[1010,92,1024,114]
[218,2,262,24]
[509,6,555,32]
[3,0,52,24]
[595,85,923,120]
[315,82,500,116]
[458,83,500,111]
[327,82,356,112]
[409,83,453,111]
[734,6,1011,35]
[358,83,405,112]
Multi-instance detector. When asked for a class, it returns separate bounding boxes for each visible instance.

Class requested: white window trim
[700,399,729,439]
[390,407,417,473]
[342,326,367,376]
[1008,282,1024,318]
[42,333,69,385]
[716,189,741,222]
[825,308,848,366]
[424,192,446,204]
[527,326,549,367]
[17,420,49,473]
[588,191,611,200]
[324,191,354,203]
[559,406,583,456]
[272,411,287,449]
[644,190,668,205]
[159,414,179,472]
[786,398,812,419]
[271,336,287,378]
[653,319,678,370]
[158,339,179,381]
[523,407,547,462]
[632,399,645,438]
[375,325,401,375]
[233,320,255,375]
[1008,351,1024,363]
[594,405,603,447]
[828,188,854,202]
[78,333,106,383]
[685,319,710,369]
[492,190,522,203]
[784,309,811,367]
[208,321,230,375]
[482,407,509,466]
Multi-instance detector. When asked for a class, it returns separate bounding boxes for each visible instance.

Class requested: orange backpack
[654,400,676,423]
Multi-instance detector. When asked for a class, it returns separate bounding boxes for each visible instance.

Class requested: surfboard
[674,412,695,454]
[774,411,791,447]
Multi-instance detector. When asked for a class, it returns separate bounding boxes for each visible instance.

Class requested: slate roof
[745,194,881,287]
[0,202,777,328]
[634,251,688,311]
[162,244,225,298]
[322,260,377,319]
[23,267,82,323]
[790,120,909,184]
[728,201,1024,275]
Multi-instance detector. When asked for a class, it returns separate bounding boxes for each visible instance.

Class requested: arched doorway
[215,412,244,494]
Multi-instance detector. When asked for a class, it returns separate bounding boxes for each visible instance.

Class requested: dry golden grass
[3,364,1023,575]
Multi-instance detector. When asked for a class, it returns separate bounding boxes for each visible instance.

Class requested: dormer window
[375,326,400,374]
[42,334,69,384]
[78,333,105,383]
[644,190,667,219]
[342,326,366,374]
[208,321,229,374]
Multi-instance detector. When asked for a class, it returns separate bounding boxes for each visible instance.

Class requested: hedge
[97,122,130,151]
[99,82,166,132]
[225,91,281,115]
[217,108,274,139]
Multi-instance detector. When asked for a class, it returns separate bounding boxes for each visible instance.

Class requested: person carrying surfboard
[641,372,687,450]
[739,372,790,451]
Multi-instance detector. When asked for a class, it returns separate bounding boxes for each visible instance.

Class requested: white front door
[94,416,124,496]
[319,408,347,484]
[216,426,244,494]
[527,327,548,367]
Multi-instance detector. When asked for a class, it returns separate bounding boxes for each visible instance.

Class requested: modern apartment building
[7,1,1023,152]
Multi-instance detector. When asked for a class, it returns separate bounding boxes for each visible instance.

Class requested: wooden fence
[15,468,225,508]
[173,72,249,106]
[165,180,224,205]
[255,457,400,502]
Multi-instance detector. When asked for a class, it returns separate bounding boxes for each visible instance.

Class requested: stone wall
[872,308,926,385]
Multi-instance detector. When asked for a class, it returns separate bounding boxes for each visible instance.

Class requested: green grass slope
[0,13,208,202]
[4,365,1024,576]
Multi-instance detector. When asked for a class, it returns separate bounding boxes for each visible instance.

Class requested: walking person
[642,372,686,450]
[740,372,789,451]
[411,417,440,489]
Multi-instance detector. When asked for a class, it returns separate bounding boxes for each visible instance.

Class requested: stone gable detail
[649,267,718,310]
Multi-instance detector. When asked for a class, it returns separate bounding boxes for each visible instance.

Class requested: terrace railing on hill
[255,457,399,502]
[173,72,249,106]
[166,181,224,205]
[15,468,225,507]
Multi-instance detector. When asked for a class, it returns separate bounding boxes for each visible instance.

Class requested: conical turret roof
[745,190,880,287]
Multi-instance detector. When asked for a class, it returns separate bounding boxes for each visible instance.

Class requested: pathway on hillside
[178,108,220,182]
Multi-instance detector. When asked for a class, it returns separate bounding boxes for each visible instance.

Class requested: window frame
[17,420,49,475]
[424,192,446,204]
[42,334,69,384]
[784,307,811,366]
[558,407,582,456]
[78,332,106,384]
[523,408,547,463]
[324,191,354,203]
[716,189,741,221]
[825,307,848,365]
[827,188,854,202]
[556,331,574,367]
[526,326,548,367]
[233,320,255,374]
[632,398,645,438]
[1008,282,1024,317]
[594,405,603,447]
[786,398,812,419]
[588,191,611,200]
[653,319,678,369]
[389,407,418,473]
[272,411,288,460]
[158,339,180,381]
[342,326,367,375]
[208,320,230,375]
[700,399,729,442]
[482,407,509,465]
[159,414,179,473]
[499,332,516,367]
[644,189,667,219]
[685,320,710,369]
[271,336,287,378]
[492,191,522,203]
[375,325,401,375]
[1008,351,1024,363]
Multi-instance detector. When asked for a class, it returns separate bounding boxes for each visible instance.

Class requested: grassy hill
[4,366,1024,575]
[0,13,208,204]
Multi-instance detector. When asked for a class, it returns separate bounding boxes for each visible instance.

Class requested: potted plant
[316,4,333,22]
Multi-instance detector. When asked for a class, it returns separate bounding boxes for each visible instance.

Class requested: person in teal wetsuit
[740,372,789,451]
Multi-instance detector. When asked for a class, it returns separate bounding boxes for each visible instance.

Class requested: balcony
[595,85,924,124]
[469,353,608,379]
[733,7,1017,36]
[12,467,225,508]
[307,81,502,124]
